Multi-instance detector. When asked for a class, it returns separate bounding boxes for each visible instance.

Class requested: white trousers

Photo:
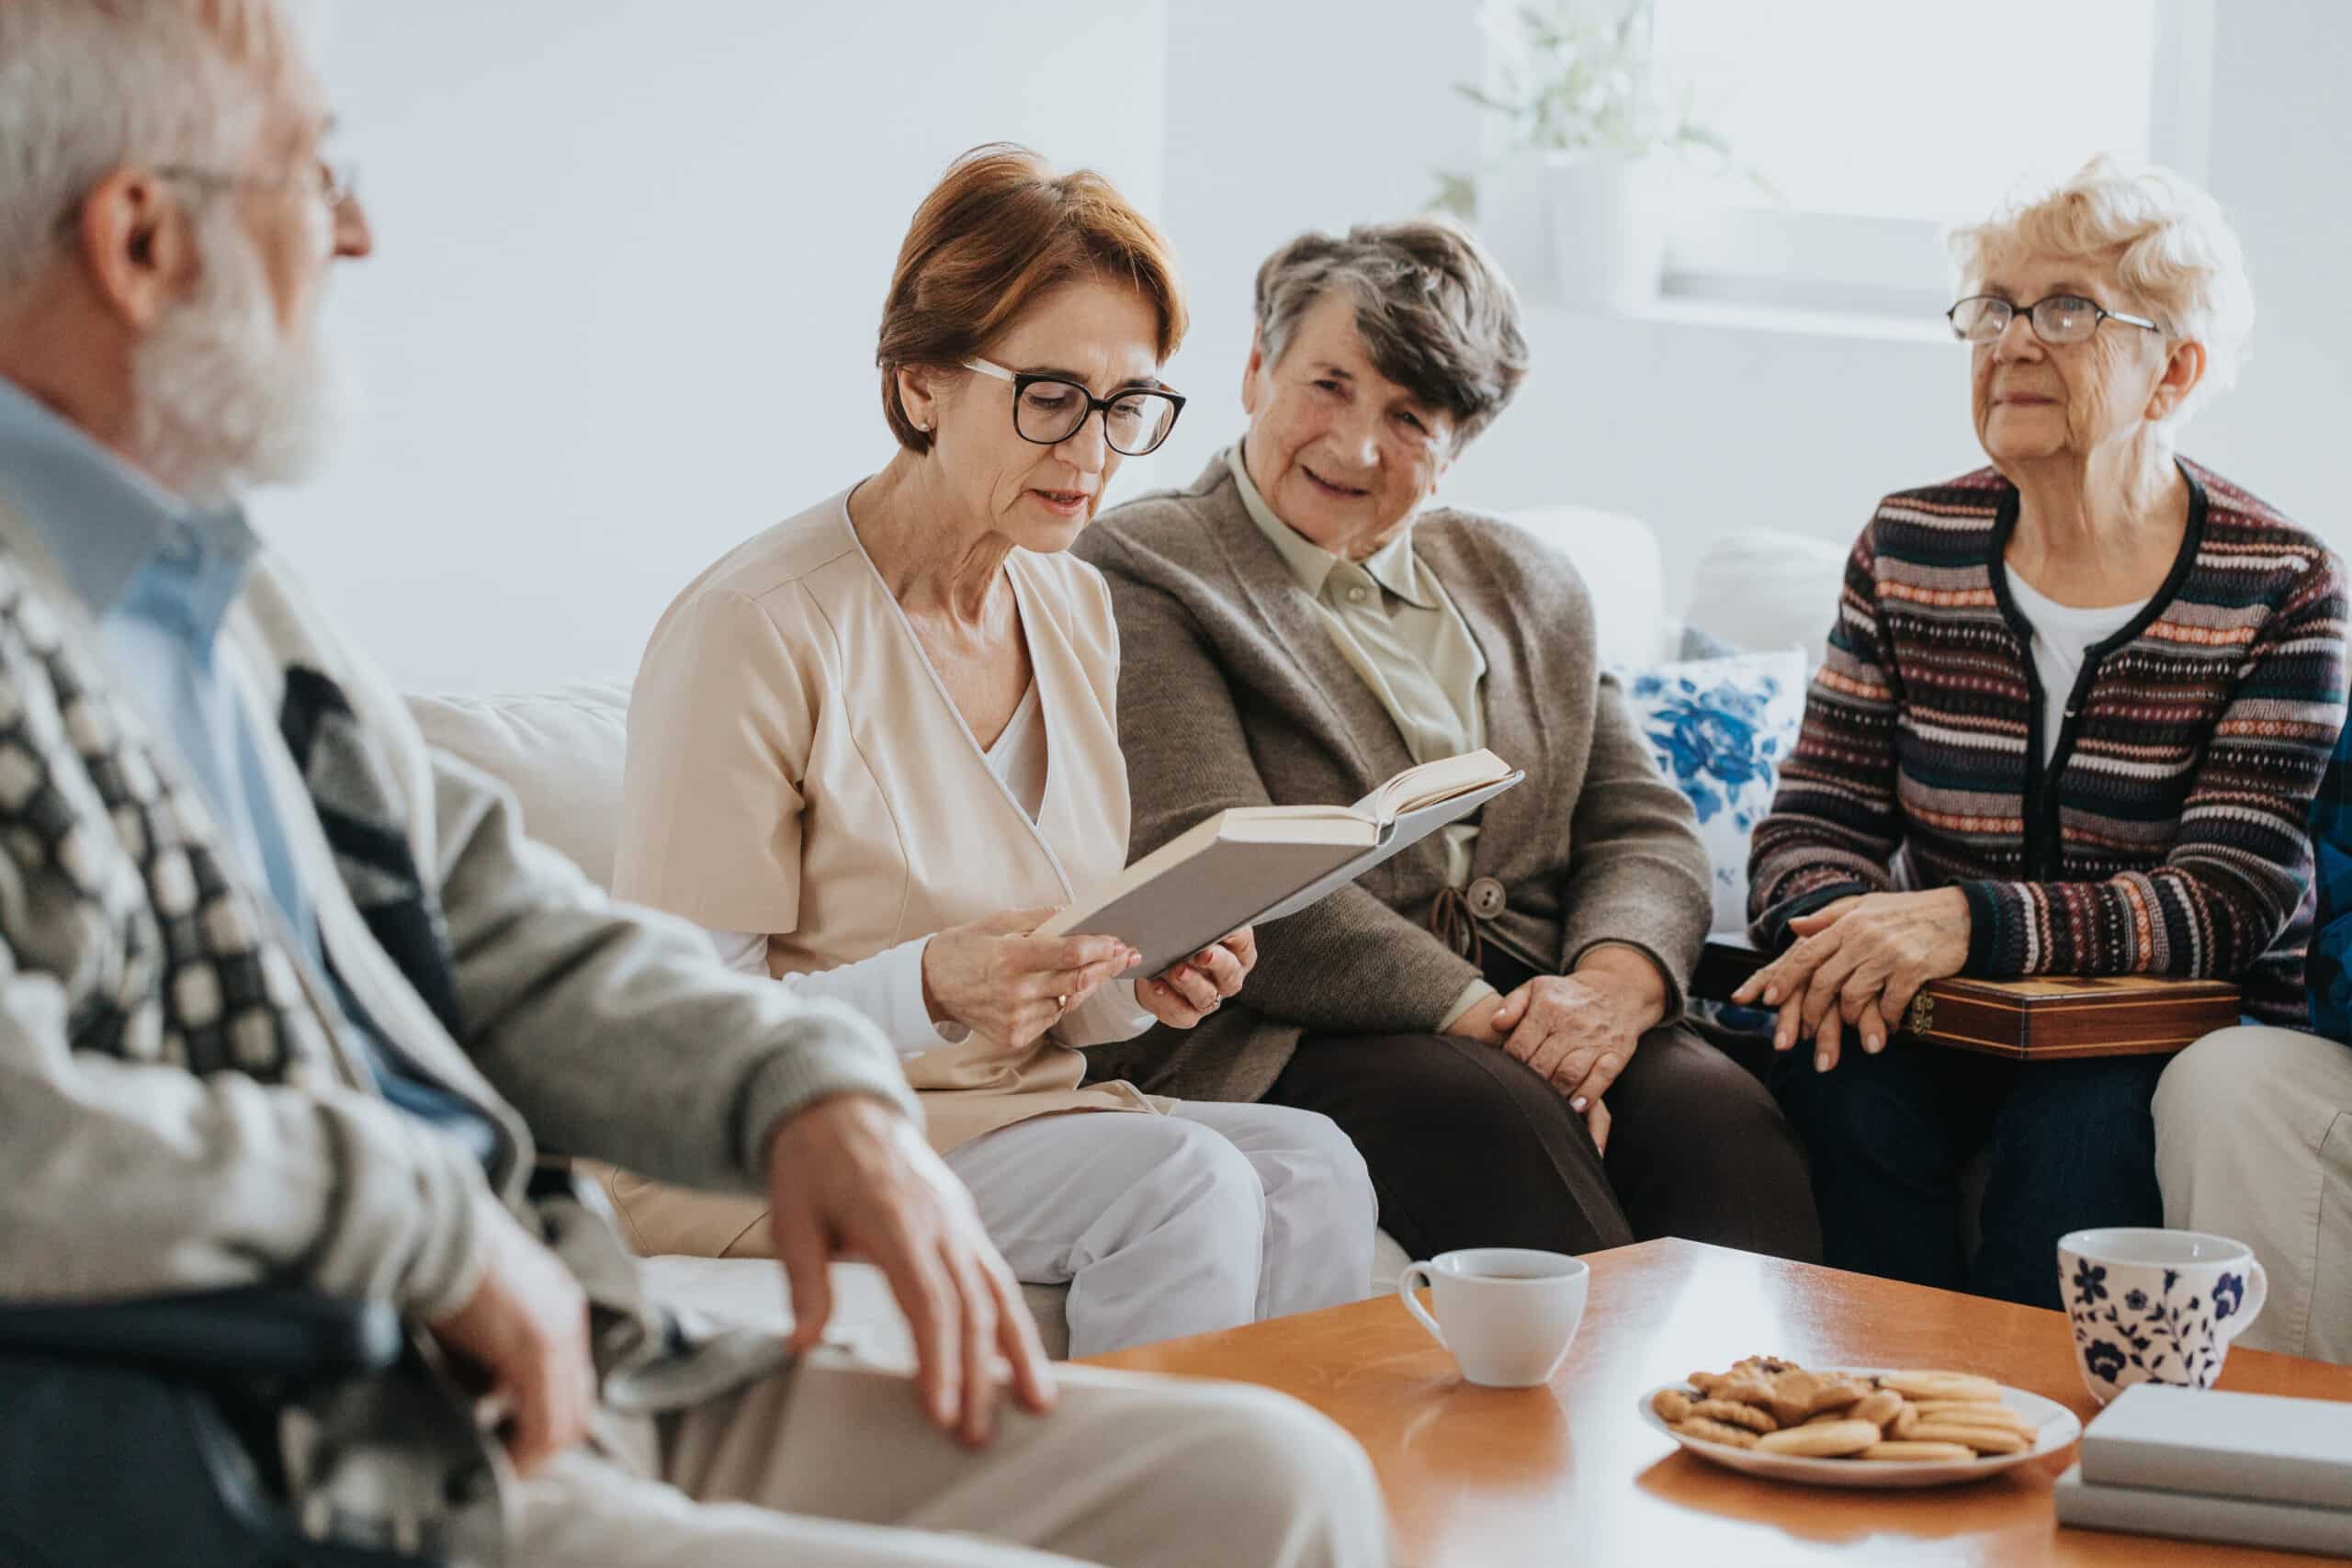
[512,1354,1393,1567]
[944,1100,1376,1357]
[2154,1024,2352,1364]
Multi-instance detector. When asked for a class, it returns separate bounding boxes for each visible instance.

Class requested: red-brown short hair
[876,142,1187,455]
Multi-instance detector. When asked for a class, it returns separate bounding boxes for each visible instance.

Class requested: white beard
[128,200,356,506]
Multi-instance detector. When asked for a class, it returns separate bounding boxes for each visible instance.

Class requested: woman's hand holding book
[1136,927,1257,1029]
[920,908,1139,1048]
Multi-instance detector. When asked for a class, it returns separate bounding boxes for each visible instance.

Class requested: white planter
[1541,153,1666,312]
[1472,151,1555,301]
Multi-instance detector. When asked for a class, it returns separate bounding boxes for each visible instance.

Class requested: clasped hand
[922,907,1254,1042]
[1729,887,1971,1071]
[1453,949,1667,1153]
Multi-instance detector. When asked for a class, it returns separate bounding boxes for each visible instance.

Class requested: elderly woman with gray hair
[1736,157,2347,1310]
[1072,219,1820,1264]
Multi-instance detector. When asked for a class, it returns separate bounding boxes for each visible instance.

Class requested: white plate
[1636,1368,2082,1490]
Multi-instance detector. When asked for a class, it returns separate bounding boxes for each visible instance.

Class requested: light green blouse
[1226,444,1495,1026]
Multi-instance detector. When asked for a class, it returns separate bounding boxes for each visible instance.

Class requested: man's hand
[428,1196,595,1478]
[766,1093,1055,1448]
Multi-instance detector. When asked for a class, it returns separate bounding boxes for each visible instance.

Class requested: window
[1651,0,2211,314]
[1476,0,2211,319]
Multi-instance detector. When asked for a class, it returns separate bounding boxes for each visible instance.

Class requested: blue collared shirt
[2307,716,2352,1045]
[0,377,494,1160]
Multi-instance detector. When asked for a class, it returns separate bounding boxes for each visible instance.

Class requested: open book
[1036,750,1523,982]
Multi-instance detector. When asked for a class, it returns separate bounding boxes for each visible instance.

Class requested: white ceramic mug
[1396,1247,1589,1388]
[2058,1226,2268,1405]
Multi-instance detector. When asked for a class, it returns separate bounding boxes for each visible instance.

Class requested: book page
[1261,771,1522,924]
[1358,749,1514,825]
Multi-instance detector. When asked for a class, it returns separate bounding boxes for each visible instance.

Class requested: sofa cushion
[1680,529,1848,669]
[1615,649,1807,935]
[1500,503,1669,667]
[408,682,630,891]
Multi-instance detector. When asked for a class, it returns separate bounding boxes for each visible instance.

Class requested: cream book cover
[1037,750,1522,983]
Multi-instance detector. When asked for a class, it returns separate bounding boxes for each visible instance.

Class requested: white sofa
[401,508,1845,1364]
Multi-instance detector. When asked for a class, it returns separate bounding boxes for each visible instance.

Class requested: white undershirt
[984,681,1048,821]
[2006,570,2146,766]
[705,682,1148,1055]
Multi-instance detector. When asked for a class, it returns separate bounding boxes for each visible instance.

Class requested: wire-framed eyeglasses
[1946,293,2163,347]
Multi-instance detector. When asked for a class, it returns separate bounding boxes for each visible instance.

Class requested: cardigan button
[1466,876,1507,919]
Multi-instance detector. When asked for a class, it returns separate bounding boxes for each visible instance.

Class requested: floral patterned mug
[2058,1227,2268,1405]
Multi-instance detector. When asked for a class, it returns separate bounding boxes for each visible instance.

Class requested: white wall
[1163,1,2352,624]
[268,2,2352,687]
[266,1,1166,692]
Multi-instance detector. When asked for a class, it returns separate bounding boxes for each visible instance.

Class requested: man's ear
[74,169,198,332]
[2146,336,2207,423]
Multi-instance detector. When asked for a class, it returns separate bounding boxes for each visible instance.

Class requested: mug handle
[1398,1262,1445,1348]
[2222,1258,2269,1341]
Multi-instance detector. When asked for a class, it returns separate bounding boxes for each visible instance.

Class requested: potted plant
[1440,1,1730,310]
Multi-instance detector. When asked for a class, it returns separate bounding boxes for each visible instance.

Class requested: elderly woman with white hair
[1736,157,2348,1309]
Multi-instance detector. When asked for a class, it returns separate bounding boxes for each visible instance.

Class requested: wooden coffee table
[1087,1238,2352,1566]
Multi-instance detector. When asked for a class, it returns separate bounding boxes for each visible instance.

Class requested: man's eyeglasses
[156,158,357,212]
[1946,293,2163,347]
[963,358,1185,457]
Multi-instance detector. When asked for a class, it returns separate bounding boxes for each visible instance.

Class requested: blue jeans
[1771,1042,2170,1308]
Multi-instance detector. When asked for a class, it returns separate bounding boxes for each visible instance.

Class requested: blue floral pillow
[1612,649,1806,934]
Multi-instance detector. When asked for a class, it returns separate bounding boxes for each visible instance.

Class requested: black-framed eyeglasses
[1946,293,2163,346]
[963,357,1185,456]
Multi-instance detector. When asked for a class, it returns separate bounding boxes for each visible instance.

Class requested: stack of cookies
[1653,1356,2039,1462]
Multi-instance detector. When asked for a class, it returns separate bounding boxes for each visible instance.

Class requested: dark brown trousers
[1261,948,1821,1264]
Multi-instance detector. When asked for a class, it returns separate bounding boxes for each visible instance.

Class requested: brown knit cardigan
[1070,455,1711,1104]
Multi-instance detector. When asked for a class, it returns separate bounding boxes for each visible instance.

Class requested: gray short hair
[0,0,295,299]
[1253,217,1530,446]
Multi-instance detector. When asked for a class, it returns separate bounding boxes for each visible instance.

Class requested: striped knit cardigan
[1747,459,2347,1024]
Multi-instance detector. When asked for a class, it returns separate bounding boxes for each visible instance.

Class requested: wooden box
[1894,975,2241,1060]
[1694,941,2240,1060]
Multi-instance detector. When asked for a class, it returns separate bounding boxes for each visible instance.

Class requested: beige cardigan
[1070,456,1712,1105]
[614,490,1159,1182]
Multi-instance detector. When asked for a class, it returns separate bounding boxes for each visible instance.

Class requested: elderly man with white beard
[0,4,1390,1566]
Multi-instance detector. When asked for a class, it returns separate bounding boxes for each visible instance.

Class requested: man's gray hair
[1252,217,1531,446]
[0,0,275,299]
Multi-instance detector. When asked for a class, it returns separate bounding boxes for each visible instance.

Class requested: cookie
[1849,1390,1905,1430]
[1760,1368,1868,1427]
[1906,1421,2030,1456]
[1859,1441,1977,1463]
[1756,1418,1882,1458]
[1876,1371,2003,1403]
[1688,1399,1777,1433]
[1689,1371,1777,1405]
[1677,1417,1759,1450]
[1910,1399,2031,1432]
[1652,1388,1694,1423]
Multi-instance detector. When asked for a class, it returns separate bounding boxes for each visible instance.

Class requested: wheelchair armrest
[1691,937,1768,1004]
[0,1289,403,1380]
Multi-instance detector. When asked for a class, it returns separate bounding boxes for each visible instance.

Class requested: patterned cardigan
[1747,460,2347,1024]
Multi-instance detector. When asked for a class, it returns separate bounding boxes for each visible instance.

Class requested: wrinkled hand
[766,1092,1055,1448]
[429,1195,595,1477]
[1136,927,1256,1029]
[1730,888,1971,1072]
[1451,948,1664,1154]
[922,907,1136,1048]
